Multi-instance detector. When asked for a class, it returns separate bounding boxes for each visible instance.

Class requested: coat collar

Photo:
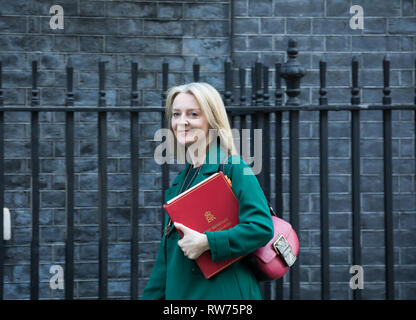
[165,141,229,200]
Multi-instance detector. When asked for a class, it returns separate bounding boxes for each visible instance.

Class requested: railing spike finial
[281,39,306,106]
[287,39,298,59]
[162,59,169,107]
[319,60,328,105]
[239,67,247,106]
[131,60,139,107]
[251,64,256,105]
[31,59,39,107]
[275,63,283,106]
[66,57,74,107]
[383,56,391,105]
[255,58,263,105]
[193,57,200,83]
[263,64,269,106]
[351,56,360,105]
[98,58,108,107]
[224,57,233,105]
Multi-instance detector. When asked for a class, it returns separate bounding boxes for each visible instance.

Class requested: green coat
[141,143,274,300]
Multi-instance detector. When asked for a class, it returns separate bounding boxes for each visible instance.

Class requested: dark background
[0,0,415,299]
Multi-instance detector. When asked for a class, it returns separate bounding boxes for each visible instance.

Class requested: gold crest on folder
[204,211,216,223]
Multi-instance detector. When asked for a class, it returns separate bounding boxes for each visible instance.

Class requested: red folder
[163,171,242,279]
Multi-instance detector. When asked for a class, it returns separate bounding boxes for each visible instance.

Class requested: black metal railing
[0,39,415,300]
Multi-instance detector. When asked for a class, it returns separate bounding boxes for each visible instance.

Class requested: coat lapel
[163,162,191,236]
[163,143,229,201]
[164,161,191,203]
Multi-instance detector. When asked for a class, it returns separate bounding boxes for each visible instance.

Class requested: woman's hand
[174,222,210,260]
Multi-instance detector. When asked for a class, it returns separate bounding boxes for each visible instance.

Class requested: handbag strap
[217,155,277,217]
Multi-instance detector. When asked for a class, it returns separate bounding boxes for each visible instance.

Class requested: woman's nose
[179,115,189,125]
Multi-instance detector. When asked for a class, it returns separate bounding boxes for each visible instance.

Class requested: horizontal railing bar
[0,104,415,113]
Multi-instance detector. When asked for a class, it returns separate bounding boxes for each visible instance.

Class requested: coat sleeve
[205,156,274,262]
[140,232,167,300]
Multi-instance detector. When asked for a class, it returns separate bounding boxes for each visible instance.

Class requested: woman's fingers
[177,239,187,256]
[174,222,191,235]
[174,222,208,260]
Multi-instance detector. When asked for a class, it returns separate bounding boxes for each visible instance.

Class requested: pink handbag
[252,211,299,280]
[243,203,299,281]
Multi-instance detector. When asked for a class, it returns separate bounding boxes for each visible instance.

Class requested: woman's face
[171,92,210,148]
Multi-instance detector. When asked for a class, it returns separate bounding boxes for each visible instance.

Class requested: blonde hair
[165,82,237,160]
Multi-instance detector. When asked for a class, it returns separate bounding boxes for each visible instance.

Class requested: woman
[141,82,274,300]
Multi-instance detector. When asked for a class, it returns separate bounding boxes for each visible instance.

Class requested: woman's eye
[173,112,179,117]
[191,113,198,116]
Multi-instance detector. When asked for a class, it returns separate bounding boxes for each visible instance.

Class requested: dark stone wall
[0,0,415,299]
